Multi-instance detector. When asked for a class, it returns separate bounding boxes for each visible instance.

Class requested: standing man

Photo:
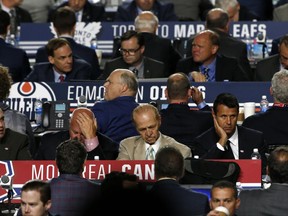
[237,146,288,215]
[49,139,101,215]
[192,93,267,174]
[176,30,249,82]
[150,146,210,216]
[101,30,165,79]
[36,6,101,79]
[20,180,58,216]
[25,38,92,82]
[117,104,192,160]
[91,69,139,144]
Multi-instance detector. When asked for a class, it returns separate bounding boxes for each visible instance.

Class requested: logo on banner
[50,22,102,47]
[0,161,17,201]
[7,82,56,120]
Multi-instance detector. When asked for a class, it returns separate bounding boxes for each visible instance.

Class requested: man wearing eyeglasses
[100,30,165,80]
[255,35,288,81]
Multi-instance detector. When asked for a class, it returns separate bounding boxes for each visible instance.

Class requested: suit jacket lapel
[134,138,146,160]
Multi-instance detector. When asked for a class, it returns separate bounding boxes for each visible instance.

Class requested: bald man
[35,107,118,160]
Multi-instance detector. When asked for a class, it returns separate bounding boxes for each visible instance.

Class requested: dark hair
[206,9,229,30]
[268,146,288,183]
[21,180,51,205]
[0,10,10,35]
[279,34,288,48]
[0,66,12,100]
[56,139,87,175]
[167,73,190,99]
[52,6,76,34]
[120,30,145,47]
[45,38,71,57]
[213,93,239,114]
[154,146,184,180]
[211,180,238,199]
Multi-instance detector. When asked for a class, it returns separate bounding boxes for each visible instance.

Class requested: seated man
[176,30,250,82]
[49,139,101,215]
[236,146,288,215]
[35,107,118,160]
[149,146,210,216]
[117,104,192,160]
[0,108,32,160]
[192,93,267,174]
[100,30,165,80]
[159,72,213,148]
[25,38,92,82]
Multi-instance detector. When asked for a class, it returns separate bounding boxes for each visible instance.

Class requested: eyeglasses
[119,47,141,55]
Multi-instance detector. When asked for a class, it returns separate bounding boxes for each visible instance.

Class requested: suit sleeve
[116,141,131,160]
[24,65,39,81]
[17,135,33,160]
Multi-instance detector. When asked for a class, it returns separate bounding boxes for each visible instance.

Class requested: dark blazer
[0,128,32,160]
[149,179,210,216]
[112,32,181,77]
[47,1,105,22]
[0,38,31,82]
[176,54,250,81]
[242,106,288,146]
[192,126,267,173]
[114,0,178,21]
[35,130,118,160]
[159,104,213,149]
[35,37,101,79]
[255,54,280,81]
[25,59,92,82]
[237,183,288,216]
[100,56,165,80]
[50,174,101,216]
[210,29,253,80]
[91,96,139,144]
[14,6,33,24]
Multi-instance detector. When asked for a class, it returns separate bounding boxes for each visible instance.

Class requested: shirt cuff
[216,142,225,151]
[197,101,207,109]
[84,137,99,152]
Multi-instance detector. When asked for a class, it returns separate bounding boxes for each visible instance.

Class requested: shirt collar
[228,126,238,146]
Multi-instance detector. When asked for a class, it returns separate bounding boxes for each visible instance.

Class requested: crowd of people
[1,0,288,216]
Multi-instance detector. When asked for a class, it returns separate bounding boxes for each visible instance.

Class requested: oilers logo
[7,82,56,120]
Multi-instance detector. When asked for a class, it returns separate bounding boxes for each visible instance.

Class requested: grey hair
[271,69,288,103]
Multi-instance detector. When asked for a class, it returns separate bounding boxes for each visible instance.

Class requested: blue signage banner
[7,81,271,120]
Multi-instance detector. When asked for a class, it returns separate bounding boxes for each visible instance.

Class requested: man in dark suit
[35,107,118,160]
[25,38,92,82]
[243,69,288,147]
[206,8,253,80]
[176,30,249,82]
[159,72,213,149]
[192,93,267,174]
[149,146,210,216]
[100,30,165,80]
[237,146,288,215]
[0,108,32,160]
[0,0,33,35]
[0,10,31,82]
[36,6,101,79]
[255,35,288,81]
[47,0,105,22]
[134,11,181,76]
[49,139,101,216]
[115,0,178,21]
[91,69,139,145]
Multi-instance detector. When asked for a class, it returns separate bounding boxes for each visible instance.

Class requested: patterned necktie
[224,140,235,159]
[132,68,138,77]
[59,75,65,82]
[146,146,155,160]
[9,9,16,35]
[202,67,210,80]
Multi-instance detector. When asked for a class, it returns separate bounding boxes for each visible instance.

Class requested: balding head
[206,8,229,32]
[134,11,158,33]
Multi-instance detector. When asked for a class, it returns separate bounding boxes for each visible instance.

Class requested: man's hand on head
[76,112,97,139]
